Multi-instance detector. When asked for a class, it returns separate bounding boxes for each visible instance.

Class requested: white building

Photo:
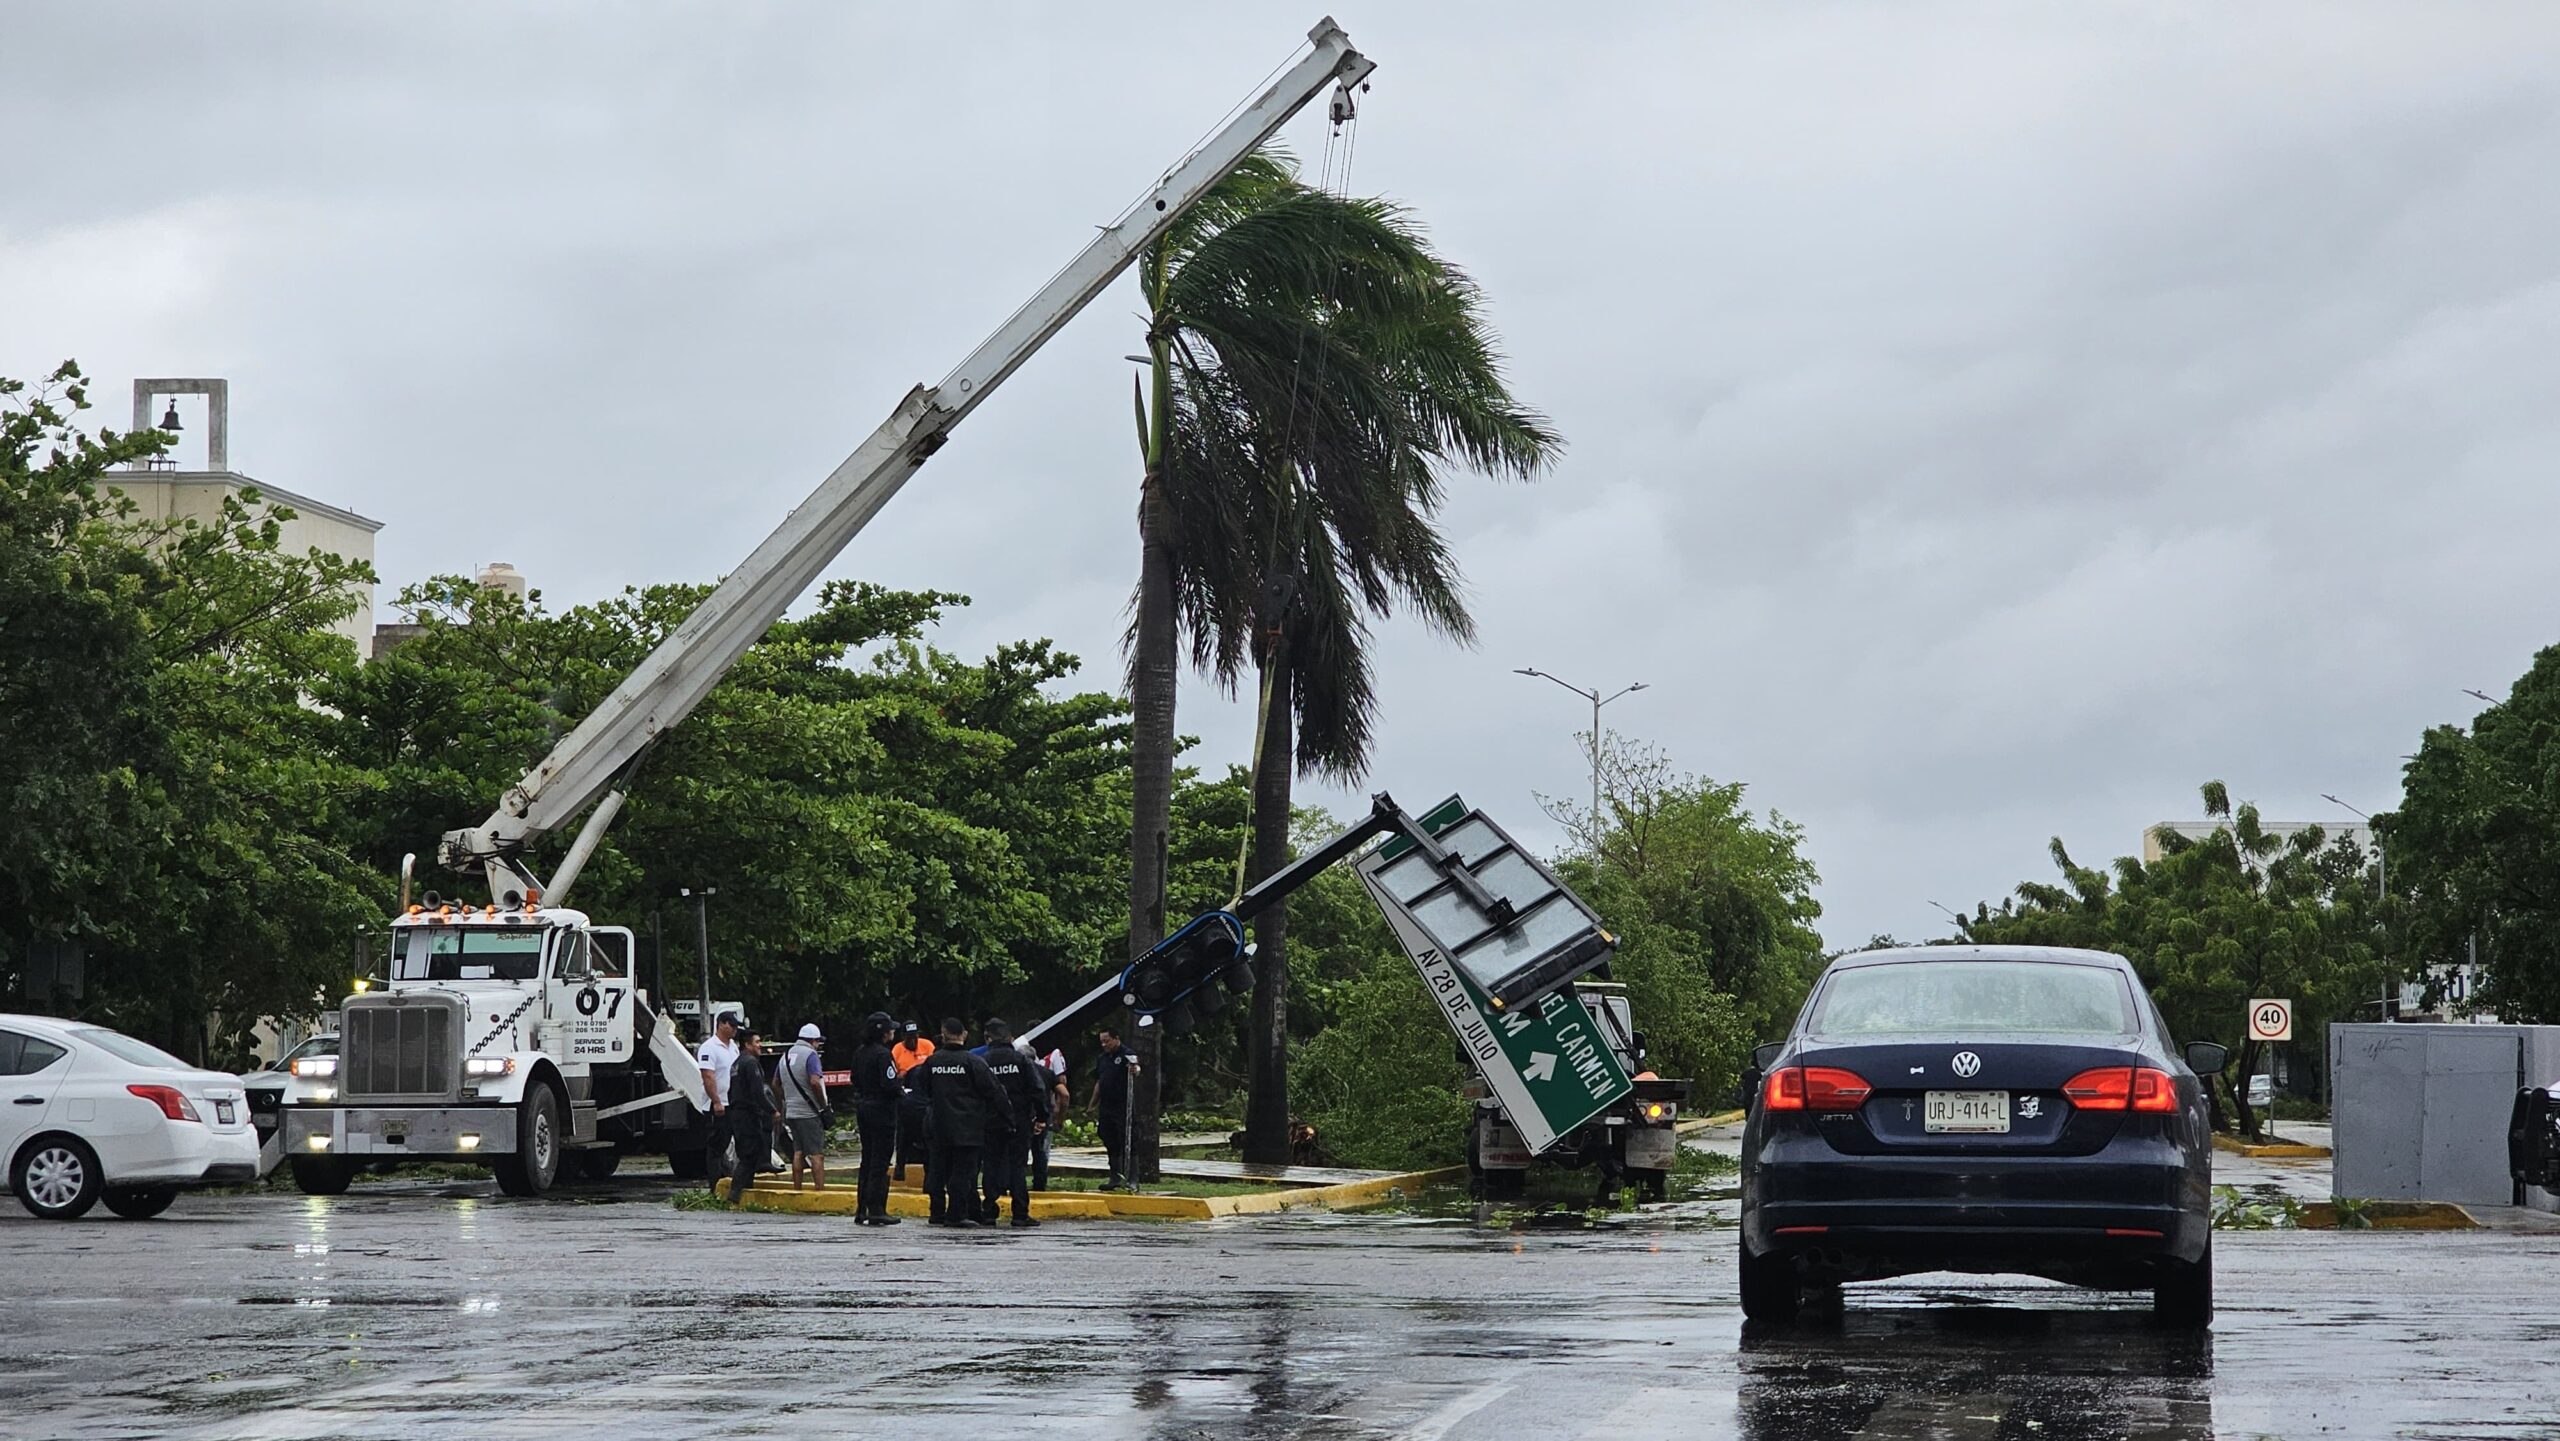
[117,378,382,652]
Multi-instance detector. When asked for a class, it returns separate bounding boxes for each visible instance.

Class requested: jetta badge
[1951,1051,1983,1078]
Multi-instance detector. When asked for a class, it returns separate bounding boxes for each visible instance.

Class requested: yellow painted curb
[718,1165,1463,1221]
[1676,1109,1746,1135]
[2212,1134,2334,1159]
[2299,1200,2476,1231]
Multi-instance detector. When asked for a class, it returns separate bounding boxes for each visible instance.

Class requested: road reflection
[1738,1300,2214,1440]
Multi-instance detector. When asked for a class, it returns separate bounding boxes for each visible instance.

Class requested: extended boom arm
[442,19,1376,901]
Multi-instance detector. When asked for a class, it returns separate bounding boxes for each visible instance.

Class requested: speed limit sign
[2248,998,2293,1043]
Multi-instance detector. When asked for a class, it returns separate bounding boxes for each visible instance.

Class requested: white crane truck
[283,20,1379,1196]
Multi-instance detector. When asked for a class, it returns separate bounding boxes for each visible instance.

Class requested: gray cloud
[8,2,2557,949]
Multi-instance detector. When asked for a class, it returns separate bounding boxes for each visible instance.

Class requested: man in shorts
[779,1022,832,1190]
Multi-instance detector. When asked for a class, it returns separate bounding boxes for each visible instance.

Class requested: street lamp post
[1514,668,1646,829]
[2322,794,2389,1019]
[680,886,718,1028]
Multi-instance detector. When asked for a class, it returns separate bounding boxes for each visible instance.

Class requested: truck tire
[563,1148,621,1183]
[289,1154,355,1195]
[493,1085,563,1197]
[667,1146,707,1180]
[2153,1241,2213,1329]
[1738,1241,1802,1324]
[1481,1167,1527,1200]
[103,1185,180,1220]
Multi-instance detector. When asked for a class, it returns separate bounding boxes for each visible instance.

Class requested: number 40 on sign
[2248,998,2293,1043]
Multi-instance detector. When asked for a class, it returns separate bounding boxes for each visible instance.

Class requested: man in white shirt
[695,1012,741,1191]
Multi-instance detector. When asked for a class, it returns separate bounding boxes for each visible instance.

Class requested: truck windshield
[1810,961,2136,1037]
[394,927,544,982]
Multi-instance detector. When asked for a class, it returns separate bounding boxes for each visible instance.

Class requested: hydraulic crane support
[440,19,1377,898]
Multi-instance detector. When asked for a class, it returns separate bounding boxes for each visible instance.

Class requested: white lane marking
[1577,1385,1737,1440]
[1400,1381,1513,1441]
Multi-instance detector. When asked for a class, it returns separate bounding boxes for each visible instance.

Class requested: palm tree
[1128,151,1557,1167]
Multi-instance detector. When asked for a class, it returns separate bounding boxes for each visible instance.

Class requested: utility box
[2330,1023,2560,1212]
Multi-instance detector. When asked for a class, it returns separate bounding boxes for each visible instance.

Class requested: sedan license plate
[1925,1090,2009,1133]
[216,1101,235,1125]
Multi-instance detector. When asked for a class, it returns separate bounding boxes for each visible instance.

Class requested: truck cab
[284,901,707,1196]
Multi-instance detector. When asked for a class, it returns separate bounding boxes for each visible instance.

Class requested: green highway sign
[1359,864,1632,1152]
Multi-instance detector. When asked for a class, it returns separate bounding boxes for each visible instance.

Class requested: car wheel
[289,1155,355,1195]
[1738,1240,1803,1324]
[2154,1241,2213,1328]
[493,1085,563,1197]
[103,1185,180,1220]
[13,1136,102,1220]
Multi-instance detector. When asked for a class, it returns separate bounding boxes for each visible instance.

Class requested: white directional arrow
[1523,1051,1558,1083]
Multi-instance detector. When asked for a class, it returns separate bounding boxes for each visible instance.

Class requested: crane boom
[439,18,1375,899]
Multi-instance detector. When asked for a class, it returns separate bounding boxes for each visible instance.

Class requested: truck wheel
[493,1085,563,1197]
[2153,1241,2213,1329]
[1738,1241,1803,1324]
[13,1136,101,1219]
[103,1185,180,1220]
[667,1146,707,1180]
[1481,1168,1527,1200]
[289,1155,355,1195]
[564,1148,621,1183]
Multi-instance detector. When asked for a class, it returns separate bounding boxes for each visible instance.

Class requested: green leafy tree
[1960,782,2384,1139]
[1552,740,1825,1102]
[2390,654,2560,1019]
[333,580,1142,1036]
[2,363,381,1062]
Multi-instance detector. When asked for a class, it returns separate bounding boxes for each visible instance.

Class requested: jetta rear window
[1810,961,2136,1036]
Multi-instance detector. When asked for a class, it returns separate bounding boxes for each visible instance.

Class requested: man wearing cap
[695,1011,742,1192]
[849,1013,903,1225]
[891,1020,935,1183]
[779,1022,832,1191]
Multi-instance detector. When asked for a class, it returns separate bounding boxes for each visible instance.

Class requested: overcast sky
[9,3,2557,948]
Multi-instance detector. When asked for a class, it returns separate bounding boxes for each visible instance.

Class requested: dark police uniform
[919,1045,1010,1224]
[850,1035,903,1223]
[725,1049,778,1205]
[980,1044,1051,1224]
[1095,1046,1137,1186]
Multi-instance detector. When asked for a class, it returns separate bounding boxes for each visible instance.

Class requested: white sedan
[3,1014,262,1220]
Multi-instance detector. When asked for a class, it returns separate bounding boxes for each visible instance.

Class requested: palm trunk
[1242,643,1295,1166]
[1124,452,1177,1184]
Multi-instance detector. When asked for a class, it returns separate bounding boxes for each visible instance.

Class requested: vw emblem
[1951,1051,1983,1078]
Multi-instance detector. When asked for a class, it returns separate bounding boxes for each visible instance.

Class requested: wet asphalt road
[5,1173,2558,1441]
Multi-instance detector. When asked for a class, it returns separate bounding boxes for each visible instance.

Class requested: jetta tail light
[2062,1066,2178,1113]
[127,1084,202,1123]
[1761,1065,1873,1112]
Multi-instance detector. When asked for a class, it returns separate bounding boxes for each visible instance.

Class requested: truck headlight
[292,1057,338,1079]
[308,1086,335,1103]
[464,1057,516,1079]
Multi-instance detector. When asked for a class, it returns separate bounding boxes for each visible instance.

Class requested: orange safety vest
[892,1038,936,1075]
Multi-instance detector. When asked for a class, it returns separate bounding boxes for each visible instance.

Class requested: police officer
[849,1012,903,1226]
[977,1018,1048,1227]
[918,1018,1010,1227]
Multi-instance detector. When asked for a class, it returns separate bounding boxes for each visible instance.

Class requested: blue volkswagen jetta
[1738,945,2226,1327]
